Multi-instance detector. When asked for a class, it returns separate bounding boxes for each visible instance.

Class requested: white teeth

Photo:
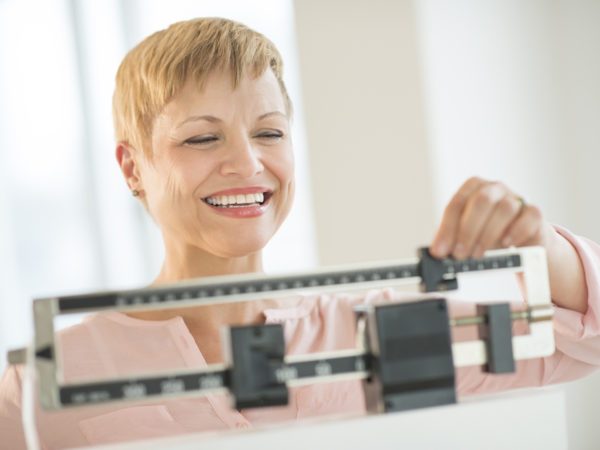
[205,192,267,207]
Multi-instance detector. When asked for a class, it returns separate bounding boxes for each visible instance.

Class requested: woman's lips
[205,186,270,197]
[203,191,273,218]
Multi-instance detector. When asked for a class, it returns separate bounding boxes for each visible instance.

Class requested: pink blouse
[1,226,599,449]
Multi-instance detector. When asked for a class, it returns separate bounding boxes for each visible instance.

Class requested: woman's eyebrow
[176,111,286,129]
[176,115,222,128]
[258,111,287,120]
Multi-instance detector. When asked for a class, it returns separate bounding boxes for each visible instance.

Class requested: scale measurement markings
[59,371,228,406]
[55,254,522,313]
[286,354,371,381]
[57,265,420,312]
[443,254,520,274]
[59,355,371,406]
[55,253,521,313]
[58,254,521,313]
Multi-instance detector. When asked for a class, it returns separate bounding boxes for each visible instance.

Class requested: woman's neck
[153,243,264,285]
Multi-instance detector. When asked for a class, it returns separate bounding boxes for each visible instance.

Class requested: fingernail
[454,243,465,259]
[434,242,447,256]
[502,236,512,247]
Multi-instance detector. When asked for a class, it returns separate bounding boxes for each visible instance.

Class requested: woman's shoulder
[0,363,24,406]
[0,364,27,449]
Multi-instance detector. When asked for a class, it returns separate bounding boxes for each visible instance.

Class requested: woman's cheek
[272,145,295,183]
[182,153,219,187]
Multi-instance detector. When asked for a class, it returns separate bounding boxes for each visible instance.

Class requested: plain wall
[293,0,436,266]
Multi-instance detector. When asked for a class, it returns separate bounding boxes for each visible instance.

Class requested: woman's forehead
[161,69,287,125]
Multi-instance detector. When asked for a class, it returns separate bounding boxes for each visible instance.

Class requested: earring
[131,189,140,197]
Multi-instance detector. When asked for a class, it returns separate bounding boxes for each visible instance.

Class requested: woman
[1,17,599,449]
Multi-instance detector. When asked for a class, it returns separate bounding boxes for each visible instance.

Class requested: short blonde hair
[113,17,292,157]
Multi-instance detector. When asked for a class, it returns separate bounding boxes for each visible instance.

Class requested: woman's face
[138,69,295,258]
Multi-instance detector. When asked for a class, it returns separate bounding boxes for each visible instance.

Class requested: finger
[472,194,523,258]
[453,182,508,259]
[431,177,485,258]
[501,205,544,247]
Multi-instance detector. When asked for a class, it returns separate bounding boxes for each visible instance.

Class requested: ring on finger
[510,194,526,216]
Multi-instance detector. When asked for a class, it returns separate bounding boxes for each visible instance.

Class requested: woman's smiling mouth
[202,188,273,217]
[204,192,266,208]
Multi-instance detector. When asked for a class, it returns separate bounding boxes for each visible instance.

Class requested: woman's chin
[209,236,270,259]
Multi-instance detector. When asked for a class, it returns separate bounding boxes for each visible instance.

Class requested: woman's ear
[116,142,143,194]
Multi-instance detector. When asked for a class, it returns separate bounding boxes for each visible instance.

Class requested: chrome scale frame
[8,246,553,411]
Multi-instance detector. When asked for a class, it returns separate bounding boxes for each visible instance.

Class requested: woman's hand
[430,176,588,314]
[430,177,550,260]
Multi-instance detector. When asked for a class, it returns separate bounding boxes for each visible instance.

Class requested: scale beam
[7,246,553,412]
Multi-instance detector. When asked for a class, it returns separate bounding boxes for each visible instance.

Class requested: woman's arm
[544,224,588,313]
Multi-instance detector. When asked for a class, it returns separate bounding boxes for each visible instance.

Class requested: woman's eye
[184,136,219,145]
[256,131,283,139]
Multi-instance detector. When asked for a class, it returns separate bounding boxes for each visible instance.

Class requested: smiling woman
[117,69,295,275]
[112,18,297,279]
[1,11,600,450]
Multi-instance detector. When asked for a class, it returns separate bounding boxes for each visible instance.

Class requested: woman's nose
[220,137,264,178]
